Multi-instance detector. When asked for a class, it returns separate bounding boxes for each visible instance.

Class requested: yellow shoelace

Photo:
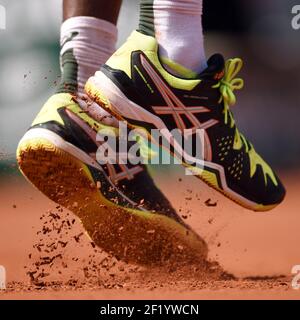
[213,58,244,128]
[212,59,278,185]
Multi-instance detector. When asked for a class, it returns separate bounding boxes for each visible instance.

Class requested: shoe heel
[17,137,98,214]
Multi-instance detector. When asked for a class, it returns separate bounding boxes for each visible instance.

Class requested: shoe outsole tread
[17,138,208,266]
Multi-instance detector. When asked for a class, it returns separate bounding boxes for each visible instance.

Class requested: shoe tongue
[199,54,225,80]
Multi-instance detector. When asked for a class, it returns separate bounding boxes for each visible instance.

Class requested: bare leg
[63,0,122,24]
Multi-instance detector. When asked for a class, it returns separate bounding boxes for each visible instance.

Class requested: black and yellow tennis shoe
[85,31,286,211]
[16,93,207,265]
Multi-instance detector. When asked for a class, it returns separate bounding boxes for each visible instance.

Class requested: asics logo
[106,163,143,184]
[140,55,218,161]
[140,55,218,134]
[64,108,143,183]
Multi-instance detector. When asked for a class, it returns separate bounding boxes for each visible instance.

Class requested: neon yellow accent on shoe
[198,169,220,189]
[31,93,72,127]
[106,31,200,91]
[32,93,118,137]
[160,56,198,79]
[133,65,155,93]
[248,146,278,186]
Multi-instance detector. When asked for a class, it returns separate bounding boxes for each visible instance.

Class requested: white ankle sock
[60,16,117,93]
[153,0,207,75]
